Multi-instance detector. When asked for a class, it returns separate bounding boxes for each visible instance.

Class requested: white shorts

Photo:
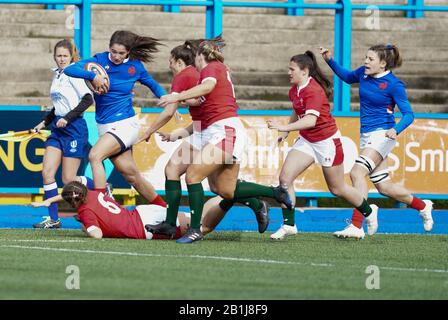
[136,204,181,240]
[292,131,344,167]
[185,130,205,151]
[360,129,396,159]
[201,117,247,161]
[97,115,140,150]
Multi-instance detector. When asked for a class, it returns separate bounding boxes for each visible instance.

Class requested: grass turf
[0,229,447,300]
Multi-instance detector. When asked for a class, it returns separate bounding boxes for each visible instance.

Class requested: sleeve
[79,208,101,232]
[200,64,219,84]
[63,55,99,81]
[68,75,92,99]
[171,74,186,94]
[303,89,325,117]
[43,107,56,127]
[62,93,94,123]
[391,80,414,135]
[327,58,362,84]
[138,64,167,98]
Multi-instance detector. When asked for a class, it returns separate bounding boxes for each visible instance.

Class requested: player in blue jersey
[64,30,167,208]
[320,44,434,239]
[32,39,94,229]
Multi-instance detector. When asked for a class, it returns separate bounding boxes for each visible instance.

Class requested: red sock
[410,196,426,211]
[94,188,106,193]
[351,209,364,229]
[151,195,167,208]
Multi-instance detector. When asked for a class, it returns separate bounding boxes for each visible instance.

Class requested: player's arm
[86,226,103,239]
[138,102,179,143]
[267,114,316,133]
[158,122,194,142]
[31,195,63,208]
[157,80,216,107]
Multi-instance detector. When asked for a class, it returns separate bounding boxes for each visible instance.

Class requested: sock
[219,198,235,212]
[410,196,426,211]
[94,188,106,193]
[239,198,263,213]
[351,209,364,228]
[79,176,94,190]
[44,182,58,221]
[356,199,372,217]
[187,183,204,229]
[232,181,274,200]
[282,207,295,226]
[151,195,167,208]
[165,180,182,225]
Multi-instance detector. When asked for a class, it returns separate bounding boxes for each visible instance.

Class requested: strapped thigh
[369,169,391,184]
[354,155,376,174]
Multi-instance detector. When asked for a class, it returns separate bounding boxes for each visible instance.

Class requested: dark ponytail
[109,30,163,63]
[369,44,402,70]
[62,181,88,208]
[291,51,332,98]
[170,38,205,66]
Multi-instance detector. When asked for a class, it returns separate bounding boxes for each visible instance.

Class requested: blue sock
[44,182,58,221]
[79,176,94,190]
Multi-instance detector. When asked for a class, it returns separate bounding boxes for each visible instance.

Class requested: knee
[219,190,235,200]
[89,148,106,164]
[350,169,365,183]
[61,174,77,185]
[185,169,202,185]
[42,167,55,184]
[328,186,344,198]
[375,183,389,196]
[165,163,181,181]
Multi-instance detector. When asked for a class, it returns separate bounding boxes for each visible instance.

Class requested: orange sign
[134,113,448,195]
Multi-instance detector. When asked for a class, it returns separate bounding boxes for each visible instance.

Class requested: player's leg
[88,133,122,190]
[34,146,62,228]
[271,149,314,240]
[111,149,165,206]
[201,196,226,235]
[372,159,434,232]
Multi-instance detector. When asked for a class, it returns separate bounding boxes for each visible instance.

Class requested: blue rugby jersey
[64,52,166,124]
[327,58,414,135]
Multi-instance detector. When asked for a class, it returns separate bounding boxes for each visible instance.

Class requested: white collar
[108,52,129,65]
[297,76,312,95]
[372,70,391,78]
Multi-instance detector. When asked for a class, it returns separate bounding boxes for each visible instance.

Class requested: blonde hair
[197,36,226,63]
[54,39,80,63]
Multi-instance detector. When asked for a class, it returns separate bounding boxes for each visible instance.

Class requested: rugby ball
[84,62,109,94]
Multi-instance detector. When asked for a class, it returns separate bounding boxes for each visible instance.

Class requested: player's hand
[157,131,177,142]
[157,94,179,108]
[277,131,289,144]
[30,200,51,208]
[56,118,68,128]
[33,121,45,132]
[319,46,332,62]
[137,129,153,144]
[92,74,109,94]
[267,120,288,132]
[385,128,397,140]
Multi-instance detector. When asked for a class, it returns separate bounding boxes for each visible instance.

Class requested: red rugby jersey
[78,191,146,239]
[198,61,238,129]
[289,77,338,142]
[171,65,201,122]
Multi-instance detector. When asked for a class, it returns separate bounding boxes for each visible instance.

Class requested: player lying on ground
[31,181,238,240]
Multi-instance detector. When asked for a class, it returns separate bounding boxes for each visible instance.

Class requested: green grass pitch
[0,229,447,300]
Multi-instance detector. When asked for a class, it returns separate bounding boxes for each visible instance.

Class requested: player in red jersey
[155,37,291,243]
[267,51,376,240]
[31,181,228,240]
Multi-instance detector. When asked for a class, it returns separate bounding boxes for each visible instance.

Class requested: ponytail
[197,36,225,63]
[369,44,402,70]
[109,30,163,63]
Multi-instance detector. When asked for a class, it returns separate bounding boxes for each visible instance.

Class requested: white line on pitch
[0,239,86,243]
[0,244,333,268]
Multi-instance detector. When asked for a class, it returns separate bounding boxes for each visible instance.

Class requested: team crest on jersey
[70,140,78,153]
[379,82,388,90]
[386,105,394,114]
[128,66,136,76]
